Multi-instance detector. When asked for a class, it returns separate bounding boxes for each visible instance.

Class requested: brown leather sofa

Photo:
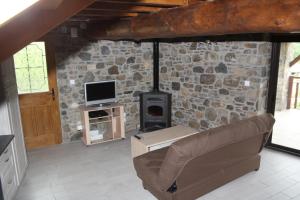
[133,113,275,200]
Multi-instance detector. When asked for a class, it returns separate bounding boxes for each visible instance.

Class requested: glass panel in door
[13,42,49,94]
[272,42,300,150]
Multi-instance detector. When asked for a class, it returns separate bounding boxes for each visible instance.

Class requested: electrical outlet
[244,80,250,87]
[70,80,75,85]
[70,103,79,108]
[87,64,96,70]
[77,125,83,131]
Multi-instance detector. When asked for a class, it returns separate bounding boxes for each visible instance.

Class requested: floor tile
[14,133,300,200]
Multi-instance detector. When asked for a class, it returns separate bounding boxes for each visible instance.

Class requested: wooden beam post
[0,0,95,62]
[40,0,64,10]
[88,0,300,40]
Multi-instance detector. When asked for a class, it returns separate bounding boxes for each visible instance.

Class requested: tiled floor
[273,109,300,150]
[15,134,300,200]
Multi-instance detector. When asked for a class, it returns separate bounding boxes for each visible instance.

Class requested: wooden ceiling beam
[40,0,64,10]
[69,18,129,22]
[79,10,139,16]
[0,0,96,62]
[71,17,133,22]
[84,8,152,14]
[78,12,138,18]
[188,0,212,4]
[95,0,187,7]
[88,0,300,40]
[86,2,162,13]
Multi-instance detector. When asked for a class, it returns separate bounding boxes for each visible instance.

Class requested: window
[13,42,49,94]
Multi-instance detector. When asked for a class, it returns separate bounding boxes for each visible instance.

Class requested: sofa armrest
[133,147,169,192]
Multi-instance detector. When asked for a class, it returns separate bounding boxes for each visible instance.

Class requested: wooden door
[14,41,62,150]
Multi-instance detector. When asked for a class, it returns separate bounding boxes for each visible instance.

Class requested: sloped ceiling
[0,0,189,62]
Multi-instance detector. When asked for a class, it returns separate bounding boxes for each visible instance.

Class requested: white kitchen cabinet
[0,141,18,200]
[0,57,28,199]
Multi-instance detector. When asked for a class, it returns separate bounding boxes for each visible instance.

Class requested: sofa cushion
[158,113,275,190]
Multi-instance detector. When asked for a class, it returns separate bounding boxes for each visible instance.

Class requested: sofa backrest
[158,113,275,191]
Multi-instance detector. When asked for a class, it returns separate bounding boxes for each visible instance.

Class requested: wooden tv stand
[80,103,125,146]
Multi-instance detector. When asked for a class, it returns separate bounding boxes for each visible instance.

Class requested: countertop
[0,135,14,156]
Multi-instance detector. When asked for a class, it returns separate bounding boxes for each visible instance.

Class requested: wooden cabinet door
[7,84,28,183]
[14,41,62,150]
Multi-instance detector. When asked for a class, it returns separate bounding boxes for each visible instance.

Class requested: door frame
[45,39,62,145]
[18,39,62,148]
[266,42,300,156]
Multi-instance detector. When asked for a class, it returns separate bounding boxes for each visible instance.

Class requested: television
[84,81,116,106]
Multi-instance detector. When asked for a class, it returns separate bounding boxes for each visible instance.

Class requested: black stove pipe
[153,41,159,92]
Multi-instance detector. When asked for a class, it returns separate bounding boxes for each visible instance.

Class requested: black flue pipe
[153,41,159,92]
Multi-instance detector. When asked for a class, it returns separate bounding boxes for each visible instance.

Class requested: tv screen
[85,81,116,105]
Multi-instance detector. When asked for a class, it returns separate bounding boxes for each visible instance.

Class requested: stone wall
[275,43,293,111]
[159,42,272,131]
[52,25,272,143]
[53,28,153,142]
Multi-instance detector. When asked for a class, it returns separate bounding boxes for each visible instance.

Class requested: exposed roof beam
[188,0,211,4]
[95,0,187,7]
[0,0,96,62]
[79,10,139,17]
[71,17,132,22]
[69,18,129,22]
[88,0,300,40]
[78,13,138,18]
[84,8,151,14]
[40,0,64,10]
[86,2,162,13]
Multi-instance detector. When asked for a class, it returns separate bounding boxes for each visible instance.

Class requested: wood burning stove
[139,42,172,132]
[140,91,171,132]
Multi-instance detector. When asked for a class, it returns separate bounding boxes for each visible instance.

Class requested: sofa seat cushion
[133,147,168,192]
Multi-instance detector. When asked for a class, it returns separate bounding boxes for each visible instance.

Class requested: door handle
[51,88,55,100]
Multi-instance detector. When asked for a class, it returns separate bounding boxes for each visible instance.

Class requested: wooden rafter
[68,0,187,27]
[70,17,130,22]
[73,10,141,22]
[40,0,64,10]
[96,0,187,7]
[86,2,162,13]
[87,0,300,40]
[78,10,139,17]
[70,17,132,22]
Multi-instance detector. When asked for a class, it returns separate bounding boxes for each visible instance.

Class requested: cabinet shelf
[89,121,111,125]
[80,103,125,146]
[89,119,112,125]
[89,115,112,120]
